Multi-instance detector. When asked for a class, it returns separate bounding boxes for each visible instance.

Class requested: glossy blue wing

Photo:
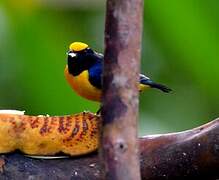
[88,63,102,89]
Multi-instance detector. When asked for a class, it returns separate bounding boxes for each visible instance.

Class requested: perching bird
[65,42,171,103]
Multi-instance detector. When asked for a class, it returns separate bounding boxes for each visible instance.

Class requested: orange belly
[64,66,101,102]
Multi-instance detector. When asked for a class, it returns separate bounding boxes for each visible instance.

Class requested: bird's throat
[67,58,83,76]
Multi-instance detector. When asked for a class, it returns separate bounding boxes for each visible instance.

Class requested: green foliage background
[0,0,218,135]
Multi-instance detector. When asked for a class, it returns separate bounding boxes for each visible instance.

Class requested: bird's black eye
[85,48,94,54]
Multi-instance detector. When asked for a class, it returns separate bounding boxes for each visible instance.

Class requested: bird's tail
[140,75,172,93]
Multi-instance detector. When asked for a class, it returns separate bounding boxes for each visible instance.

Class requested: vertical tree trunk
[101,0,143,179]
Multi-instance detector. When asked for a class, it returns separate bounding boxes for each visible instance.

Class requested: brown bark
[101,0,143,179]
[0,117,218,180]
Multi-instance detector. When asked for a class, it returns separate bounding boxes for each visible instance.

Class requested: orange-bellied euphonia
[64,42,171,103]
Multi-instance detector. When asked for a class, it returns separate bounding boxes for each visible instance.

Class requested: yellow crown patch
[69,42,88,52]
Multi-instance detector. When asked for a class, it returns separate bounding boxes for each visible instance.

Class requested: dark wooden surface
[0,118,219,180]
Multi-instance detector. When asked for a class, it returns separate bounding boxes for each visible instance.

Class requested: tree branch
[0,114,218,179]
[101,0,143,179]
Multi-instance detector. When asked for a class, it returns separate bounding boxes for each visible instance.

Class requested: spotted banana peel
[0,110,99,158]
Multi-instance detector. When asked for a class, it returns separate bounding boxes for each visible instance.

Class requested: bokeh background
[0,0,219,135]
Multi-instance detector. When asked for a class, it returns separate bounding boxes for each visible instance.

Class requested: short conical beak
[67,51,77,58]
